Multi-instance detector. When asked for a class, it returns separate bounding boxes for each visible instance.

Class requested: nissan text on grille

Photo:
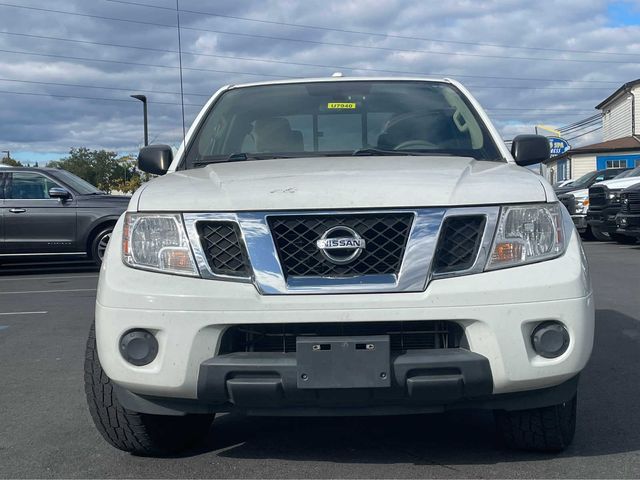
[86,77,594,455]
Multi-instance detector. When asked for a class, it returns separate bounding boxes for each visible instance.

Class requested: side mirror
[49,187,71,200]
[138,144,173,175]
[511,135,550,167]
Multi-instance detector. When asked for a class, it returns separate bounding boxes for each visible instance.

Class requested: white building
[544,78,640,183]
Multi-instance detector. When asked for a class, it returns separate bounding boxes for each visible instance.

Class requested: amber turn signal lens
[491,242,523,264]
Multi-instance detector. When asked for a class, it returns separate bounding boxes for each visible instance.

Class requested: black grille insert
[219,321,463,354]
[589,186,607,208]
[432,215,486,274]
[558,194,576,215]
[268,213,413,277]
[197,221,250,276]
[622,192,640,213]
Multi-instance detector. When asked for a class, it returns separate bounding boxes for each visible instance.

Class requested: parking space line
[0,275,99,282]
[0,289,97,295]
[0,311,48,315]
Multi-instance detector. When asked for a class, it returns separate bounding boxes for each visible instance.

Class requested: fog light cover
[531,321,569,358]
[120,329,159,366]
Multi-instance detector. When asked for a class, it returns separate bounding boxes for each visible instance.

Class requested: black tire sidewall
[91,228,113,265]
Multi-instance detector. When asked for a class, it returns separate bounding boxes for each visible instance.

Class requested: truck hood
[593,176,640,190]
[136,156,548,211]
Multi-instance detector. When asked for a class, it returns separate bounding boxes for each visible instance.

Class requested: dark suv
[0,167,129,264]
[616,183,640,241]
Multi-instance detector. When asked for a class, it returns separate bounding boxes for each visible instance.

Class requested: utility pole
[1,150,9,159]
[130,95,149,146]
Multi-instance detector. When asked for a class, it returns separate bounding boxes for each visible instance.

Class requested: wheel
[90,227,113,266]
[494,395,577,452]
[611,233,638,245]
[84,324,214,456]
[590,225,610,242]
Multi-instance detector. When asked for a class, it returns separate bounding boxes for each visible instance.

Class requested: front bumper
[95,215,594,412]
[587,205,621,233]
[616,213,640,238]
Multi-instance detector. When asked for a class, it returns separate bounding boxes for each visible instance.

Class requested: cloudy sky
[0,0,639,165]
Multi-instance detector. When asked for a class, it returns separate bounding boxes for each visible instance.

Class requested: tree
[1,156,23,166]
[48,147,145,193]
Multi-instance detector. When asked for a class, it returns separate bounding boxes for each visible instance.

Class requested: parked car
[0,167,129,264]
[615,183,640,241]
[86,77,594,456]
[558,168,637,239]
[587,166,640,243]
[554,167,629,195]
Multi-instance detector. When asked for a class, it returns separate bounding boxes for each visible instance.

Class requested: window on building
[606,159,628,169]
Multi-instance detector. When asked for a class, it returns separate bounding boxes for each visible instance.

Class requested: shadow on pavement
[168,308,640,465]
[0,258,99,276]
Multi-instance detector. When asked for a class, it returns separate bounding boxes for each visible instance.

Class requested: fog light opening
[531,321,569,359]
[119,329,158,366]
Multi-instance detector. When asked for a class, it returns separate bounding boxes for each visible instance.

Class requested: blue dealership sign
[548,137,570,156]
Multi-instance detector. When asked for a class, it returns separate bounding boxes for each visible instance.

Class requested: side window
[0,173,6,199]
[595,175,605,181]
[7,172,62,199]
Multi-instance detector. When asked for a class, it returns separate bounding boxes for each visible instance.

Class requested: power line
[104,0,640,59]
[0,77,210,97]
[0,89,597,117]
[566,126,603,141]
[0,2,637,66]
[559,119,602,135]
[0,78,597,113]
[0,89,202,106]
[0,48,295,79]
[0,31,619,90]
[558,113,602,130]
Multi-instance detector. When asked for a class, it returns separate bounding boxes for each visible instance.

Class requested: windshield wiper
[352,147,421,156]
[193,152,296,166]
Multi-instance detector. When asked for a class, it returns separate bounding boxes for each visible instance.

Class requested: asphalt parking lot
[0,241,639,478]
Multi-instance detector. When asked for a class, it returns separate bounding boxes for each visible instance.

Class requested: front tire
[90,227,113,266]
[494,395,577,452]
[84,324,214,456]
[590,225,610,241]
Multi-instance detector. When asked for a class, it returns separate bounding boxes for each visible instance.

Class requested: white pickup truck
[85,77,594,455]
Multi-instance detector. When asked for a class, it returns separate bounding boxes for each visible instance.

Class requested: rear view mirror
[511,135,550,166]
[49,187,71,200]
[138,145,173,175]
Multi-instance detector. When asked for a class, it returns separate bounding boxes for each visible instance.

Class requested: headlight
[574,197,589,214]
[122,213,199,276]
[608,190,622,203]
[486,203,565,270]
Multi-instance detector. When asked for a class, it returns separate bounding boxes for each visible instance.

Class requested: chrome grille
[432,215,486,274]
[196,221,250,276]
[268,213,413,278]
[218,321,463,354]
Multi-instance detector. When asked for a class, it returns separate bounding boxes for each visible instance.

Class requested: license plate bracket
[296,335,390,389]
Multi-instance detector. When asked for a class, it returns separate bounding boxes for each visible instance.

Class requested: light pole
[130,95,148,146]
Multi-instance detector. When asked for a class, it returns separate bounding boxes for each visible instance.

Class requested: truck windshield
[183,81,501,168]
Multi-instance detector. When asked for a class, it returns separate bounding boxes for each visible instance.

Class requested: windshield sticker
[327,102,356,109]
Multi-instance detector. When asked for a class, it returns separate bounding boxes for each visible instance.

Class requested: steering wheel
[393,139,437,150]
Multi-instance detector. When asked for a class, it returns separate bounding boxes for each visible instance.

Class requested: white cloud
[0,0,638,157]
